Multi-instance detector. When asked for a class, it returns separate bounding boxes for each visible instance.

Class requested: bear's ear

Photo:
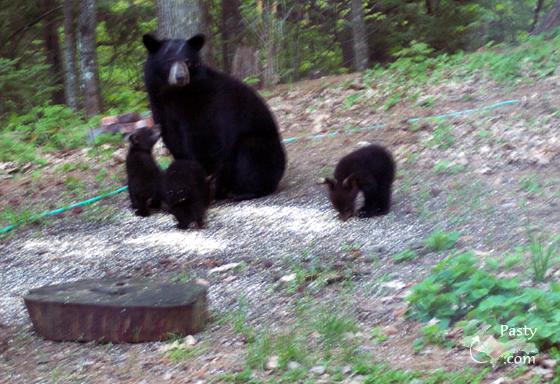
[342,175,358,191]
[187,34,206,52]
[323,177,336,190]
[127,133,136,144]
[143,34,162,53]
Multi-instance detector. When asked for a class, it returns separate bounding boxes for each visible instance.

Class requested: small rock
[310,365,326,375]
[341,365,352,374]
[163,372,173,380]
[381,280,406,290]
[266,355,279,370]
[383,325,399,336]
[287,361,301,370]
[280,273,296,283]
[209,262,240,274]
[541,359,557,369]
[490,378,511,384]
[185,335,197,346]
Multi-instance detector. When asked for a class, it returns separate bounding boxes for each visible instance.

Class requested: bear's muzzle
[168,62,190,86]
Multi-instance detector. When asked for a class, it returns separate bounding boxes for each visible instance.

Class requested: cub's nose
[176,75,186,84]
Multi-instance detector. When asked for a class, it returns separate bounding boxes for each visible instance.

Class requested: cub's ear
[143,34,162,53]
[323,177,336,190]
[187,34,206,51]
[342,175,358,190]
[126,133,136,144]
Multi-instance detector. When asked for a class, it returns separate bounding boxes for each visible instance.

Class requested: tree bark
[351,0,368,71]
[156,0,202,39]
[221,0,243,73]
[63,0,79,111]
[534,0,560,34]
[77,0,101,117]
[530,0,546,32]
[261,0,280,87]
[41,0,65,105]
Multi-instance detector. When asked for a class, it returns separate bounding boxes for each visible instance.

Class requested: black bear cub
[126,127,163,217]
[164,160,213,229]
[324,144,395,221]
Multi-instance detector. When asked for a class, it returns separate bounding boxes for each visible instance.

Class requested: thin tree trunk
[221,0,243,73]
[77,0,101,117]
[530,0,545,32]
[534,0,560,34]
[63,0,79,111]
[41,0,65,105]
[261,0,280,87]
[199,0,213,65]
[351,0,368,71]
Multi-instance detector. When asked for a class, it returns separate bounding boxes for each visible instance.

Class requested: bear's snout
[168,62,190,86]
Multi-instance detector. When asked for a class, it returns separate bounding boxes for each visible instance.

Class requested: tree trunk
[221,0,243,73]
[534,0,560,34]
[63,0,79,111]
[156,0,210,61]
[156,0,202,39]
[530,0,546,32]
[41,0,65,105]
[232,46,261,86]
[351,0,368,71]
[77,0,101,117]
[261,0,280,87]
[199,0,214,65]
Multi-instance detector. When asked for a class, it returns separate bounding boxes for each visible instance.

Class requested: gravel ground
[1,72,560,383]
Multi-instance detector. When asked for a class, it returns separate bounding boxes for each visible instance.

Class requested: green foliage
[425,230,460,251]
[408,251,560,349]
[392,249,417,263]
[313,309,357,347]
[519,175,542,194]
[413,322,452,353]
[1,105,97,163]
[433,160,465,175]
[430,122,455,149]
[0,58,57,119]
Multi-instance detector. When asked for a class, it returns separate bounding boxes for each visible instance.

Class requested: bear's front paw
[357,208,376,218]
[176,222,191,230]
[135,209,150,217]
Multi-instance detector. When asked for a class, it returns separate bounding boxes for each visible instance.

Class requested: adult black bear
[143,33,286,201]
[125,127,163,217]
[324,144,395,221]
[164,160,213,229]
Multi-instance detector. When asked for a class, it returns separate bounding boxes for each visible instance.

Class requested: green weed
[425,230,460,251]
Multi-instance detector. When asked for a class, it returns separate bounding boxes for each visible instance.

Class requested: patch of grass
[433,160,465,175]
[384,92,402,110]
[412,321,452,353]
[370,327,388,344]
[392,249,417,263]
[353,361,490,384]
[424,230,460,252]
[313,308,357,347]
[167,344,206,362]
[343,92,363,109]
[55,162,91,173]
[528,233,559,283]
[429,121,455,150]
[64,176,86,195]
[519,175,542,195]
